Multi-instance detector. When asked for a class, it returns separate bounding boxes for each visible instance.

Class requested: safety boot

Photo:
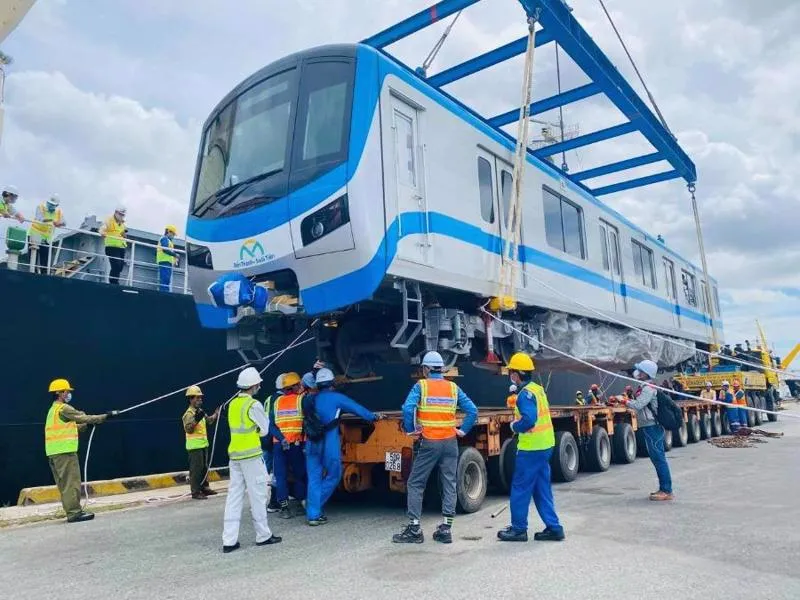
[307,515,328,526]
[201,486,218,496]
[392,524,424,544]
[533,527,565,541]
[278,501,294,519]
[66,511,95,523]
[497,526,528,542]
[432,524,452,544]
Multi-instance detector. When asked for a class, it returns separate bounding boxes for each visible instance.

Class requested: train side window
[477,157,495,224]
[681,270,698,307]
[712,284,721,315]
[631,240,656,289]
[543,187,585,259]
[599,224,610,271]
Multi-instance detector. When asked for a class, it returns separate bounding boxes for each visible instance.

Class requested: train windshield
[191,58,354,218]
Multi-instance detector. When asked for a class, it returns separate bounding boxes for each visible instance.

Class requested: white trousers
[222,456,272,546]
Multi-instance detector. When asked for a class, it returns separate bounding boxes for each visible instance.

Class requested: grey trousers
[406,437,458,521]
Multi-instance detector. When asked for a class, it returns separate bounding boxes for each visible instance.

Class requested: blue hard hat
[301,372,316,388]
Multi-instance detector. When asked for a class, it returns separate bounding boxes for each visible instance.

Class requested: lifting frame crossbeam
[362,0,697,196]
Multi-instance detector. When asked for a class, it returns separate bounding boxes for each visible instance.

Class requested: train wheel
[584,426,611,472]
[455,447,487,513]
[612,422,637,464]
[710,411,722,437]
[551,431,579,482]
[672,422,688,448]
[663,428,674,451]
[687,413,701,443]
[699,412,712,439]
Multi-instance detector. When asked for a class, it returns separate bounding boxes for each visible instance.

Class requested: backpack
[654,389,683,431]
[302,393,340,442]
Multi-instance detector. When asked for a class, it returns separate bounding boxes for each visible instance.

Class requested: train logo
[234,238,274,269]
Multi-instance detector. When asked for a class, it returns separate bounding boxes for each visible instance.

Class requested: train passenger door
[390,95,429,265]
[663,258,681,328]
[599,221,627,313]
[496,158,527,288]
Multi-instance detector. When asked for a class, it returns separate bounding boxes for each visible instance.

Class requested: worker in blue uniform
[498,353,565,542]
[302,368,380,526]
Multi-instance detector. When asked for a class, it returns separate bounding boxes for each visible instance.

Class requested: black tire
[687,413,701,443]
[746,394,756,427]
[766,391,779,422]
[672,421,688,448]
[551,431,579,482]
[758,394,769,423]
[721,411,731,435]
[584,426,612,472]
[497,437,517,493]
[612,422,637,464]
[635,428,649,457]
[663,428,673,451]
[455,446,487,513]
[699,412,712,440]
[710,410,722,437]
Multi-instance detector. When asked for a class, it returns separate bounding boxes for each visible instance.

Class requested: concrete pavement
[1,408,798,600]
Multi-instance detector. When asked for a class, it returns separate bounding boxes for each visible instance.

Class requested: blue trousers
[510,448,562,533]
[305,434,342,520]
[274,443,307,502]
[642,425,672,494]
[726,405,743,430]
[158,263,172,292]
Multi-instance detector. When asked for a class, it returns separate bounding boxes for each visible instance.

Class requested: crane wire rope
[481,305,797,420]
[81,326,316,508]
[418,10,463,76]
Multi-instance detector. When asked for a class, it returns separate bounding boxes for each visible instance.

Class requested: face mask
[65,392,73,403]
[632,369,641,380]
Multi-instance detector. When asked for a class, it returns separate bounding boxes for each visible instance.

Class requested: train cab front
[185,44,384,332]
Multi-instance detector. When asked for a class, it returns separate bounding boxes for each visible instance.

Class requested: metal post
[182,252,189,295]
[127,241,135,287]
[46,239,53,275]
[689,183,718,349]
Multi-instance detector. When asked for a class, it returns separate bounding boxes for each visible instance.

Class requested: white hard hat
[274,374,284,390]
[236,367,262,389]
[705,381,712,387]
[115,205,127,215]
[315,368,335,385]
[633,359,658,379]
[3,184,18,196]
[421,351,445,368]
[47,194,60,207]
[721,380,730,387]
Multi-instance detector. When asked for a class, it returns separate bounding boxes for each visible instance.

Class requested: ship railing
[11,218,192,294]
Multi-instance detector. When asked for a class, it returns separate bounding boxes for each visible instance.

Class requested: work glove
[105,410,120,419]
[194,408,206,422]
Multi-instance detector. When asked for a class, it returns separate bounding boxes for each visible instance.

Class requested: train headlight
[300,194,350,247]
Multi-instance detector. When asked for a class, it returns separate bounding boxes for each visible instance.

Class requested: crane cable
[497,11,540,309]
[597,0,672,136]
[418,10,463,77]
[481,306,798,420]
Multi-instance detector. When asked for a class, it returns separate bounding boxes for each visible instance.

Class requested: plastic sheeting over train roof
[362,0,697,198]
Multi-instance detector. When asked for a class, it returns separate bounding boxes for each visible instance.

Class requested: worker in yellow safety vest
[0,184,24,222]
[157,225,179,292]
[222,367,282,553]
[44,379,118,523]
[182,385,220,499]
[29,194,66,274]
[100,206,128,285]
[498,353,564,542]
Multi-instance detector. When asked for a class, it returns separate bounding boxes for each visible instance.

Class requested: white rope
[514,261,800,379]
[481,307,798,420]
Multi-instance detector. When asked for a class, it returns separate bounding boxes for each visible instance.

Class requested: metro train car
[185,43,721,376]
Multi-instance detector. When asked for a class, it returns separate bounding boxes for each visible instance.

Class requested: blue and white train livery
[185,44,721,375]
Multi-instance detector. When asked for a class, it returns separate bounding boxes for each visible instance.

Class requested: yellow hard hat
[49,378,73,393]
[185,385,203,397]
[165,225,177,234]
[508,352,535,371]
[282,372,301,388]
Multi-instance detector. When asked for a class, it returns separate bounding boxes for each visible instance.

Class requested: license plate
[385,451,402,472]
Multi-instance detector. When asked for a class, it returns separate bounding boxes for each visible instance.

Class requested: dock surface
[2,407,798,600]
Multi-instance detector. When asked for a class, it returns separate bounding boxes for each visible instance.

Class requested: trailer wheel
[766,390,779,422]
[759,394,770,423]
[721,411,731,435]
[612,422,637,464]
[746,394,757,427]
[663,428,673,451]
[551,431,579,482]
[496,437,517,493]
[585,426,612,472]
[710,411,722,437]
[672,421,688,448]
[455,447,487,513]
[699,412,712,439]
[687,413,701,443]
[635,429,649,457]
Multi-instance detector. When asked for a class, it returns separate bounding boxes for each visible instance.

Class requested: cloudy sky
[1,0,798,356]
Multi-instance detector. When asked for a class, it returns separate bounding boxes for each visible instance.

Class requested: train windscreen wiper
[193,168,283,217]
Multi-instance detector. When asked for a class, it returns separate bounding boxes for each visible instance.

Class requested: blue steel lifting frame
[362,0,697,197]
